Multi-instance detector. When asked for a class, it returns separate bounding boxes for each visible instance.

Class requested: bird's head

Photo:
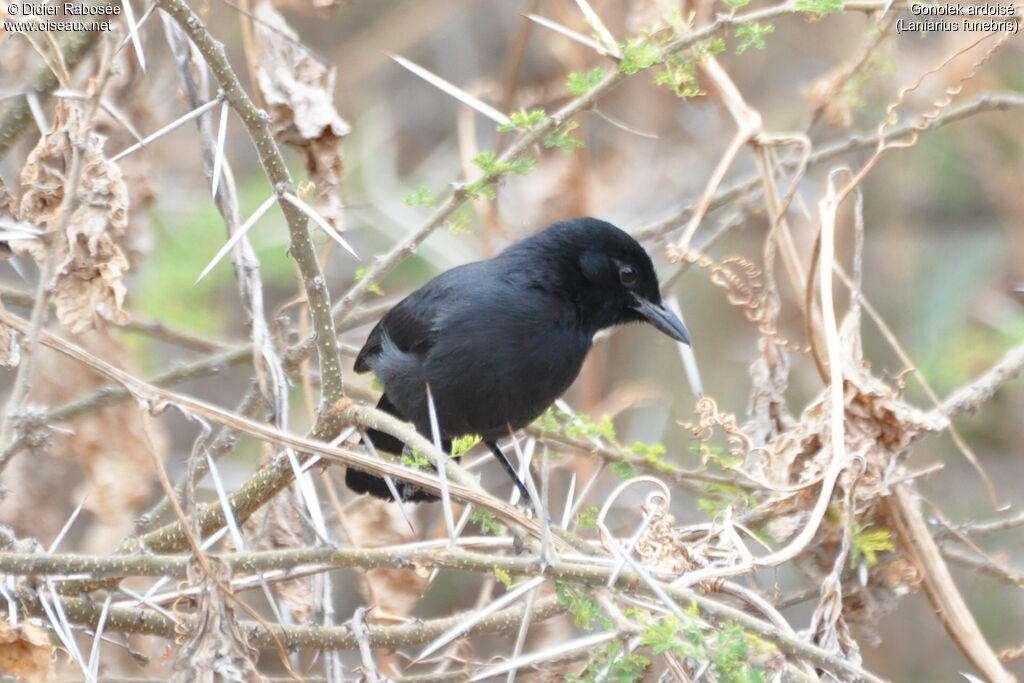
[521,217,691,345]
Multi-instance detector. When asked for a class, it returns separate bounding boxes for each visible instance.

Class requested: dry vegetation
[0,0,1022,681]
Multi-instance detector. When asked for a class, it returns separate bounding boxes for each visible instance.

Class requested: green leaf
[533,406,560,434]
[619,37,661,75]
[640,615,689,656]
[463,180,495,201]
[627,441,674,471]
[697,496,730,518]
[794,0,844,13]
[471,508,502,535]
[446,211,474,235]
[734,21,774,55]
[604,651,649,682]
[698,482,753,518]
[567,640,649,683]
[508,157,536,175]
[655,58,701,98]
[850,523,895,569]
[472,150,500,174]
[567,66,607,95]
[497,108,549,132]
[542,120,584,154]
[493,567,514,588]
[638,614,768,682]
[451,434,481,457]
[354,267,384,296]
[471,150,536,177]
[565,413,616,440]
[466,152,537,201]
[609,461,637,481]
[577,505,600,529]
[554,581,612,630]
[402,450,431,470]
[706,37,727,54]
[402,187,436,208]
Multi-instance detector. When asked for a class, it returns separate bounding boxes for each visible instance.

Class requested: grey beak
[633,295,691,345]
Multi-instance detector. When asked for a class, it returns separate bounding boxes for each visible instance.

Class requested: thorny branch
[0,6,112,158]
[0,3,1021,681]
[154,0,347,438]
[0,306,550,549]
[0,547,884,682]
[0,38,120,471]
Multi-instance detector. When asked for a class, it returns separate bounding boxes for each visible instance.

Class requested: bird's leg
[484,439,532,505]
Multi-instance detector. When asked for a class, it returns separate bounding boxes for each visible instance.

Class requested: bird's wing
[354,295,435,373]
[354,263,482,374]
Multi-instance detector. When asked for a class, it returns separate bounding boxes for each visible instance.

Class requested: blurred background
[1,0,1022,679]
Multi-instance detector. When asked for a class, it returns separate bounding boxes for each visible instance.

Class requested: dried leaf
[744,336,795,447]
[749,302,946,629]
[0,25,32,88]
[18,333,163,551]
[0,419,74,544]
[760,304,946,493]
[812,586,862,665]
[0,620,54,683]
[0,300,19,368]
[0,176,16,218]
[244,482,313,623]
[105,47,159,264]
[253,2,349,229]
[810,524,862,664]
[170,563,266,683]
[346,497,429,618]
[634,503,696,574]
[11,100,130,334]
[878,555,922,594]
[0,176,17,259]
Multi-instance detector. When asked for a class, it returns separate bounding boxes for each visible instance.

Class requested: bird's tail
[345,394,443,503]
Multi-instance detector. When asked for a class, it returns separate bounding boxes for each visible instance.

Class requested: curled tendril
[595,475,673,539]
[672,248,808,353]
[683,395,753,465]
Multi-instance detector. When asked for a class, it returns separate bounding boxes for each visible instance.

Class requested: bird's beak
[633,295,691,345]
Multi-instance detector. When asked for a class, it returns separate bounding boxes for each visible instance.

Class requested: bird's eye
[619,265,638,286]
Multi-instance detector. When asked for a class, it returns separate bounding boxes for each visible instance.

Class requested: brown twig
[0,8,112,158]
[932,341,1024,420]
[21,588,566,653]
[2,545,885,681]
[0,307,550,553]
[633,92,1024,244]
[154,0,346,439]
[139,410,301,680]
[941,544,1024,589]
[888,485,1014,683]
[0,37,118,473]
[280,0,904,366]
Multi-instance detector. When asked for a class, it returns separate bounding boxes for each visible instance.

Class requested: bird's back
[355,258,591,439]
[354,260,491,374]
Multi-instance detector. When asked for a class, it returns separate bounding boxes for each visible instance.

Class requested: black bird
[346,217,691,502]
